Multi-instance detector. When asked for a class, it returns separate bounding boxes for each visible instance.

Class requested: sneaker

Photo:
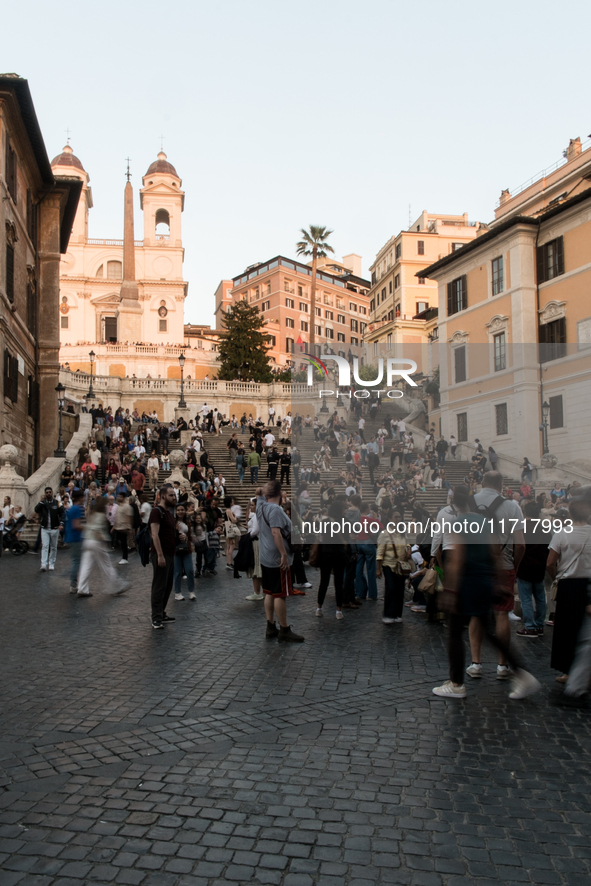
[162,614,175,622]
[508,612,521,622]
[315,608,323,617]
[432,681,467,699]
[294,582,312,589]
[225,564,233,570]
[466,663,482,679]
[113,582,130,596]
[278,625,305,643]
[175,593,185,601]
[77,591,93,597]
[266,620,279,639]
[40,566,47,572]
[404,600,415,608]
[69,585,78,594]
[537,627,544,636]
[48,565,55,571]
[392,617,403,623]
[516,628,539,638]
[382,617,395,624]
[189,593,196,601]
[118,559,128,565]
[509,669,541,700]
[245,593,264,601]
[411,605,427,612]
[152,620,164,629]
[336,610,344,620]
[496,665,512,680]
[545,619,555,627]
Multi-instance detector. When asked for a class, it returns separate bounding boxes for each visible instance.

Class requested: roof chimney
[499,188,511,206]
[566,137,582,162]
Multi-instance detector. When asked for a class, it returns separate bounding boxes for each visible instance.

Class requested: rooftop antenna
[125,158,132,182]
[159,134,165,151]
[65,127,71,145]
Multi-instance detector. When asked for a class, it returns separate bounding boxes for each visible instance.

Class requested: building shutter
[460,275,467,311]
[11,356,19,403]
[549,395,564,429]
[6,244,15,302]
[3,349,11,398]
[555,236,564,276]
[536,245,545,285]
[447,282,453,315]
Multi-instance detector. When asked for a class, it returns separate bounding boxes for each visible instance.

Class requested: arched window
[96,264,103,278]
[155,209,170,239]
[107,260,122,280]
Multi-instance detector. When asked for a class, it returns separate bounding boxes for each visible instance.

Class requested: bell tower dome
[140,151,184,248]
[51,143,92,242]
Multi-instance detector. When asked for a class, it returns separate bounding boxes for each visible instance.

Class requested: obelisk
[117,162,142,342]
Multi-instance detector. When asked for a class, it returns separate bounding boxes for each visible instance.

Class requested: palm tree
[296,225,334,348]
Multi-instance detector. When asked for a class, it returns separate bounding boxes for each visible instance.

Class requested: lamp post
[54,382,66,457]
[178,352,187,408]
[540,400,550,455]
[88,350,95,399]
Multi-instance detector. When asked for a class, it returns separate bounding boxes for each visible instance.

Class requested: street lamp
[540,400,550,455]
[54,382,66,457]
[178,352,187,408]
[88,350,95,399]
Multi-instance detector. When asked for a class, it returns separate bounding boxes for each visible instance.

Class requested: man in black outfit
[149,484,178,629]
[280,448,291,485]
[267,446,280,480]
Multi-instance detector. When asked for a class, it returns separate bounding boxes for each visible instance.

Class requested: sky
[3,0,590,327]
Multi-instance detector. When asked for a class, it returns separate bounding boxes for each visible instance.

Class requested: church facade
[53,145,219,383]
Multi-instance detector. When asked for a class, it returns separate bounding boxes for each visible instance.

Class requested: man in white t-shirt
[268,405,275,426]
[358,416,365,442]
[264,431,275,449]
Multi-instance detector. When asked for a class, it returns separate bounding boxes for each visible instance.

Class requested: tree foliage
[296,225,334,345]
[217,300,273,383]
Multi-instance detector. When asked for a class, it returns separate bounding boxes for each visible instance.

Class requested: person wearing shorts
[256,480,304,643]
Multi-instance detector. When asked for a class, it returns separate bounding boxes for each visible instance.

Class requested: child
[204,521,222,575]
[193,513,208,575]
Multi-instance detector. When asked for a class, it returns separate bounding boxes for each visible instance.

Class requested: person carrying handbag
[376,508,413,624]
[224,496,241,570]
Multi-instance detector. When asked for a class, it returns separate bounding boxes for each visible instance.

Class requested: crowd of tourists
[13,398,591,708]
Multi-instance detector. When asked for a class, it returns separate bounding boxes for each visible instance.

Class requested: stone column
[37,192,62,464]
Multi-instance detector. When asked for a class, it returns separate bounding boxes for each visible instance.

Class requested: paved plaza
[1,550,591,886]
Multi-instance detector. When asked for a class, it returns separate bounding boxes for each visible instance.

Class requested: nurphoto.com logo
[300,354,418,399]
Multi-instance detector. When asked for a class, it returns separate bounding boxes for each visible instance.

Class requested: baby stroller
[1,514,29,555]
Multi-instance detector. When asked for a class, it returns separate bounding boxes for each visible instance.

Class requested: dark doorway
[104,316,117,342]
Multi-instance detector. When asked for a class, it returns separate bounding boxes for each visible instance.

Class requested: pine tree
[217,300,273,383]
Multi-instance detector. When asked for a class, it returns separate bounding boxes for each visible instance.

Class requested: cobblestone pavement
[1,549,591,886]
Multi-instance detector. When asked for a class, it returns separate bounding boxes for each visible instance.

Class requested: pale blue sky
[4,0,590,326]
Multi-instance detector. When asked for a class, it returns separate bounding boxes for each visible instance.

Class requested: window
[254,286,259,299]
[6,142,17,203]
[395,243,401,259]
[416,301,429,314]
[267,335,276,347]
[394,274,400,289]
[387,310,393,321]
[539,317,567,361]
[369,300,375,313]
[549,395,564,429]
[155,208,170,237]
[323,293,333,306]
[349,302,357,312]
[298,285,303,297]
[493,332,506,371]
[284,279,294,292]
[457,412,468,442]
[389,281,393,294]
[495,403,508,435]
[351,336,358,345]
[266,282,271,294]
[451,242,464,252]
[61,315,69,329]
[454,346,466,383]
[337,332,345,342]
[419,276,426,285]
[359,322,366,334]
[107,260,122,280]
[159,318,167,332]
[314,325,322,336]
[315,307,322,317]
[299,301,308,312]
[387,333,392,348]
[27,284,36,335]
[537,237,564,283]
[447,275,467,315]
[26,190,37,247]
[395,303,401,316]
[261,300,270,311]
[381,288,386,303]
[104,317,117,342]
[417,240,425,255]
[286,298,294,308]
[326,328,334,339]
[337,313,345,324]
[286,337,294,353]
[492,256,504,295]
[3,350,18,403]
[286,317,295,328]
[5,244,15,303]
[350,318,358,332]
[359,306,367,315]
[300,320,309,332]
[325,310,333,320]
[27,375,39,421]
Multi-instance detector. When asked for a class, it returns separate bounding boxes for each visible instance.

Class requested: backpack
[135,522,151,567]
[469,494,505,519]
